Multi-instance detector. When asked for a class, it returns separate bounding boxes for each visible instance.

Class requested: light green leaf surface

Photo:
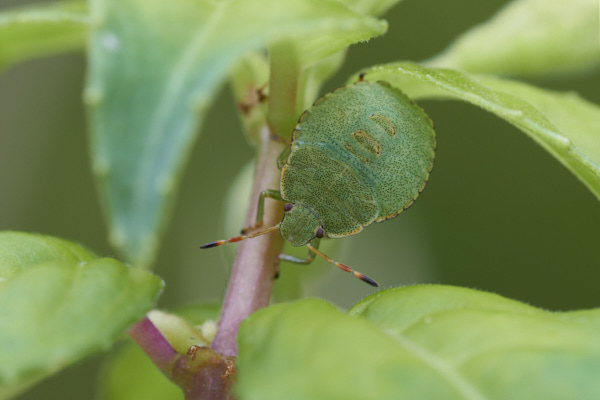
[359,62,600,200]
[0,231,96,281]
[237,285,600,400]
[0,1,87,71]
[342,0,404,16]
[99,303,219,400]
[0,233,163,399]
[87,0,387,267]
[429,0,600,77]
[147,304,221,354]
[296,50,347,111]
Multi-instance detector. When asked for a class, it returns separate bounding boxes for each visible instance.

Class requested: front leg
[276,145,291,170]
[278,238,320,265]
[241,189,285,234]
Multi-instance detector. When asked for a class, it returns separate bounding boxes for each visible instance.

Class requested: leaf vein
[390,333,489,400]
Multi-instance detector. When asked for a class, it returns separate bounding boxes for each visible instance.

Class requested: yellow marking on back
[352,130,381,156]
[369,114,396,137]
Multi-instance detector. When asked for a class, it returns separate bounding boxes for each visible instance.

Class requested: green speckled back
[280,80,436,238]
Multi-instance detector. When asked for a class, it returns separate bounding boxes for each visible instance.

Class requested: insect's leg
[271,134,291,146]
[241,189,285,234]
[306,242,379,287]
[276,145,291,170]
[278,238,320,265]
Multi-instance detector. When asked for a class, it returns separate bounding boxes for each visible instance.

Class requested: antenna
[199,224,280,249]
[307,243,379,287]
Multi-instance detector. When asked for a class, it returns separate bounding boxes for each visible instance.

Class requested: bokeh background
[1,0,598,398]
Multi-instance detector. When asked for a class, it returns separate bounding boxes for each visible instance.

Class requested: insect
[201,75,436,287]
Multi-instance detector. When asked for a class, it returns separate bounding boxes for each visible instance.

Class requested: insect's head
[279,203,323,247]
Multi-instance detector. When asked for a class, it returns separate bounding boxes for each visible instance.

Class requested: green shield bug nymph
[201,75,436,287]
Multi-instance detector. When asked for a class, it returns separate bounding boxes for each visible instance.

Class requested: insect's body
[279,80,436,247]
[201,78,436,287]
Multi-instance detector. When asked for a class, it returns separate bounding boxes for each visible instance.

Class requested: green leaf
[428,0,600,77]
[0,231,96,281]
[0,238,163,399]
[237,285,600,400]
[99,304,219,400]
[341,0,404,16]
[358,62,600,201]
[0,1,87,71]
[295,50,348,121]
[87,0,387,267]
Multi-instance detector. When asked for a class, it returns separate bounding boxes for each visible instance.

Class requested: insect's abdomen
[281,80,436,237]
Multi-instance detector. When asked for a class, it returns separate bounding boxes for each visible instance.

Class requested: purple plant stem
[210,126,285,357]
[129,316,178,373]
[173,346,236,400]
[130,318,237,399]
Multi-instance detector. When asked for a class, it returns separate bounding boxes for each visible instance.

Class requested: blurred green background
[1,0,598,398]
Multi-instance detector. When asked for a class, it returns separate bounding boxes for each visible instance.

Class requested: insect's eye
[283,203,293,212]
[316,227,324,238]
